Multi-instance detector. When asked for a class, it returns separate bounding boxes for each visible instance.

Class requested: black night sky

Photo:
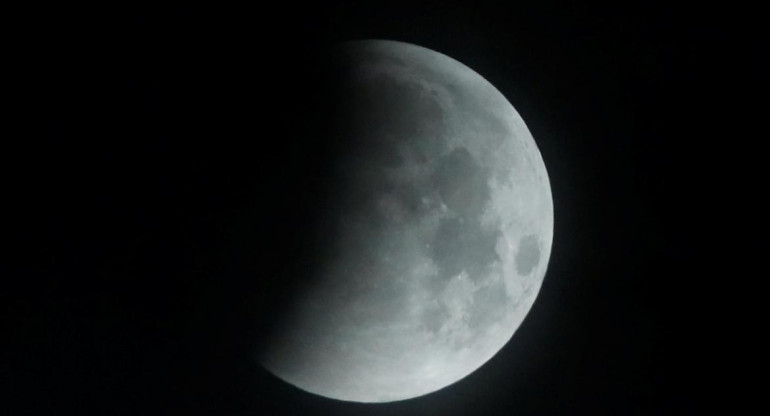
[7,1,761,415]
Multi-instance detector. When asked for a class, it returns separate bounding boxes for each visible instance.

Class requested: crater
[515,234,541,276]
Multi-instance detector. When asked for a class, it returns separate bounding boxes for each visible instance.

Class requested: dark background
[6,1,762,415]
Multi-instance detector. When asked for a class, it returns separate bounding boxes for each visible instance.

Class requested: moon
[259,40,553,403]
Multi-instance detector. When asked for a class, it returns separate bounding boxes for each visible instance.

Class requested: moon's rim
[260,39,554,403]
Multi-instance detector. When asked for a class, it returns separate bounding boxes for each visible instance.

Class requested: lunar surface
[260,40,553,403]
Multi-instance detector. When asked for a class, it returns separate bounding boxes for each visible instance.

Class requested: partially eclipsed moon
[260,40,553,403]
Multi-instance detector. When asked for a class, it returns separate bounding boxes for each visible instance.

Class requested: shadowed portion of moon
[258,40,553,403]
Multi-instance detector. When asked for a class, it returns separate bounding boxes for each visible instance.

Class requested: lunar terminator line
[260,39,553,403]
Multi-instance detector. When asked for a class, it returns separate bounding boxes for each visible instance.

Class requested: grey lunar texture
[260,40,553,403]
